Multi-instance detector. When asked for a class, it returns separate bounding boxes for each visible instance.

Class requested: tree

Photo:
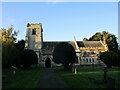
[100,51,119,68]
[21,49,38,69]
[53,42,77,71]
[107,34,118,52]
[1,25,19,45]
[102,31,109,41]
[0,26,19,68]
[89,32,102,41]
[14,40,25,67]
[14,39,25,51]
[102,31,118,51]
[2,44,20,68]
[83,38,88,41]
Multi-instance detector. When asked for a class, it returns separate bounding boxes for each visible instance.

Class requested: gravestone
[12,65,17,77]
[74,68,77,74]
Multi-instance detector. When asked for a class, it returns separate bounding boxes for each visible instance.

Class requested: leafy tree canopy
[0,25,19,45]
[83,38,88,41]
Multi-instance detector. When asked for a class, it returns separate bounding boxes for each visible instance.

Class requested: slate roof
[41,41,104,54]
[77,41,104,47]
[77,41,85,47]
[42,41,70,49]
[42,41,78,50]
[41,41,69,54]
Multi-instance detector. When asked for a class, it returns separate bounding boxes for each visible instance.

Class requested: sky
[1,2,118,42]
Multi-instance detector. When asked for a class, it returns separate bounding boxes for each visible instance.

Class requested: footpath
[38,68,70,88]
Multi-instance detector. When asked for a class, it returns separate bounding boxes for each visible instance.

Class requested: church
[25,23,108,68]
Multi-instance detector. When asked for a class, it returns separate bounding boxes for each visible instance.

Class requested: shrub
[100,51,119,68]
[53,42,77,71]
[21,49,38,69]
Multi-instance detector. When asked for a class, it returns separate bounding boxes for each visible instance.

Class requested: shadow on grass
[57,66,120,88]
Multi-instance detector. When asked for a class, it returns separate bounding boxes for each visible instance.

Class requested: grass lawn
[2,68,42,88]
[57,66,120,88]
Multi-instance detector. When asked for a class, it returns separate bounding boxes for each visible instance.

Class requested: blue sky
[2,2,118,42]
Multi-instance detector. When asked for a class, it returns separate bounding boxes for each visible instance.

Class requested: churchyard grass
[57,66,120,88]
[2,68,42,88]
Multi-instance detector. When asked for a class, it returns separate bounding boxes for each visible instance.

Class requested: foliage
[83,31,118,51]
[0,25,19,45]
[53,42,77,71]
[14,39,25,51]
[89,32,102,41]
[1,26,19,68]
[100,51,119,68]
[83,38,88,41]
[14,40,25,68]
[21,49,38,69]
[2,44,20,68]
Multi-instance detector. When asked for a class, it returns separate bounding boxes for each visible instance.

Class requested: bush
[100,51,119,68]
[21,49,38,69]
[53,42,77,71]
[2,44,20,68]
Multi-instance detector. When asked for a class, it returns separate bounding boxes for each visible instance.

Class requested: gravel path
[38,68,70,88]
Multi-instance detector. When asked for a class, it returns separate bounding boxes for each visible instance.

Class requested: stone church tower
[25,23,43,49]
[25,23,43,64]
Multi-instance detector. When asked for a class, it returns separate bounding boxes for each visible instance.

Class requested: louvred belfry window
[32,29,36,35]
